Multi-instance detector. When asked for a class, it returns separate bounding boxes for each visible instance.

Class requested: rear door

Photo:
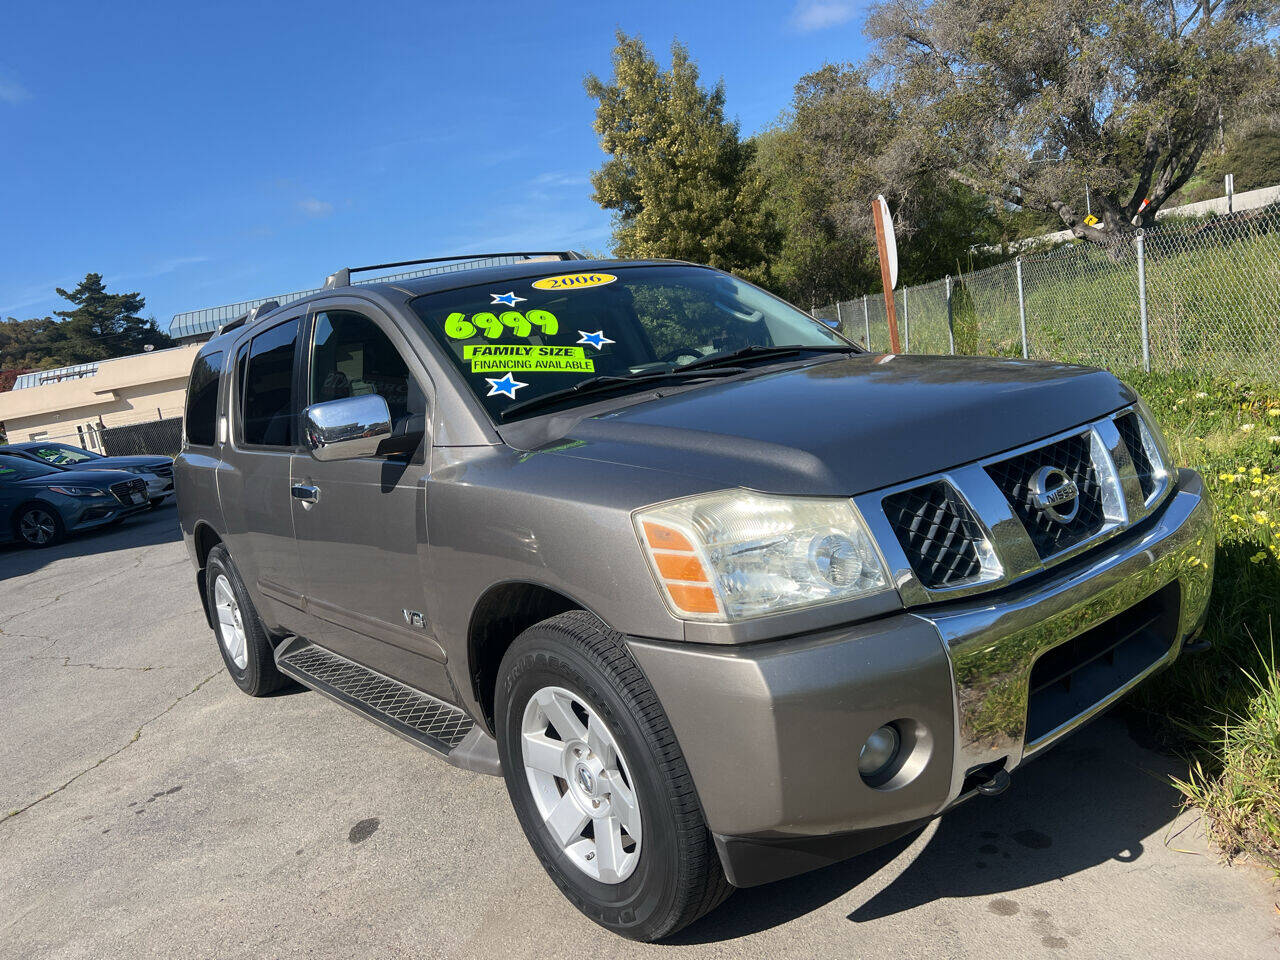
[290,300,449,694]
[217,316,309,633]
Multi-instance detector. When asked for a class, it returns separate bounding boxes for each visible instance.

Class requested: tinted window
[240,320,299,446]
[26,443,97,464]
[185,350,224,446]
[0,454,56,480]
[310,311,425,435]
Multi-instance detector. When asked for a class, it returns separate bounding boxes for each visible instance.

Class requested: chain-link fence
[6,408,185,458]
[821,205,1280,377]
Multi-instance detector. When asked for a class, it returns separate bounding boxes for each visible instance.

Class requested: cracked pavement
[1,503,1277,959]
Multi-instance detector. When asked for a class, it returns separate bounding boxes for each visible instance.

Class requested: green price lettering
[444,312,475,339]
[443,309,561,340]
[527,309,559,335]
[500,311,532,336]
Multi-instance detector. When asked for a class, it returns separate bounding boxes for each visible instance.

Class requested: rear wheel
[496,611,732,941]
[205,544,288,696]
[15,503,64,548]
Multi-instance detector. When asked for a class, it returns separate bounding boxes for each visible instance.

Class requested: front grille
[882,481,985,588]
[985,433,1105,559]
[1114,412,1155,499]
[1024,584,1179,744]
[279,644,474,749]
[109,479,147,504]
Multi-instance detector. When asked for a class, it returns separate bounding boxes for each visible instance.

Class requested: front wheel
[16,503,64,548]
[496,611,732,941]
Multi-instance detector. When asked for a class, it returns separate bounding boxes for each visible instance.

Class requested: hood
[16,468,144,488]
[543,354,1135,497]
[89,455,171,469]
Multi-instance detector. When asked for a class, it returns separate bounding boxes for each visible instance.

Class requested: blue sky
[0,1,870,332]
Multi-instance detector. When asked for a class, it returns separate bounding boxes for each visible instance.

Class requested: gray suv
[176,253,1215,941]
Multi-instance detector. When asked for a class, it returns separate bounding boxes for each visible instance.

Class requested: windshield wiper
[497,366,747,421]
[676,343,858,373]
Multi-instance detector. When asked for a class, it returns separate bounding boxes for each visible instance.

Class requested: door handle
[291,483,320,506]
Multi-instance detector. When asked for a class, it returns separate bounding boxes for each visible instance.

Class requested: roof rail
[216,299,280,336]
[322,251,588,290]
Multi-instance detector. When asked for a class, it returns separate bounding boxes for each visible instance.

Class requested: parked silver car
[175,253,1214,941]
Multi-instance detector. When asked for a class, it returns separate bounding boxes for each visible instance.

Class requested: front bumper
[626,469,1214,887]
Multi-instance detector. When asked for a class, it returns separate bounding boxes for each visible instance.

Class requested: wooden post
[873,200,901,352]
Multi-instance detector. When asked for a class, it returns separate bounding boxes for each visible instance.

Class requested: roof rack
[322,251,588,290]
[216,299,280,336]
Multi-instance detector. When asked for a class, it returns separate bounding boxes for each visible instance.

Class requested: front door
[291,302,449,695]
[218,316,309,634]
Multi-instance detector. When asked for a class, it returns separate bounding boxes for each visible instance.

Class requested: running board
[275,638,501,776]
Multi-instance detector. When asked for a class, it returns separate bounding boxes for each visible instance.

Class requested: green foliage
[753,62,1006,306]
[1176,130,1280,204]
[865,0,1280,245]
[0,273,171,379]
[584,33,779,284]
[1126,372,1280,874]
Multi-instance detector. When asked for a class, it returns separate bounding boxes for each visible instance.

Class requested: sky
[0,1,871,333]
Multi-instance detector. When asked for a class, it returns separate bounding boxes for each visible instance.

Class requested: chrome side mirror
[303,394,392,462]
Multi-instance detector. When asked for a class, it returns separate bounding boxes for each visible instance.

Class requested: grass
[1124,370,1280,876]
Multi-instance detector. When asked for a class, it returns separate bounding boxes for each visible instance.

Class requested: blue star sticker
[490,291,526,307]
[577,329,615,351]
[485,373,527,399]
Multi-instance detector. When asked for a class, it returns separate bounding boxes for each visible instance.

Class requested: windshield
[0,454,57,480]
[24,443,97,465]
[410,265,851,419]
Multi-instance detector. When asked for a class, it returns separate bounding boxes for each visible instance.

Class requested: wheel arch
[467,579,603,734]
[192,522,225,628]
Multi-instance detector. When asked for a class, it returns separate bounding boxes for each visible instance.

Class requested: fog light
[858,724,900,778]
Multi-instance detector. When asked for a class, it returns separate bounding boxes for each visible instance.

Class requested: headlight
[634,490,891,621]
[124,466,148,474]
[47,485,107,498]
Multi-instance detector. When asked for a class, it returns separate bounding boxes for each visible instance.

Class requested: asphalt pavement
[1,503,1276,958]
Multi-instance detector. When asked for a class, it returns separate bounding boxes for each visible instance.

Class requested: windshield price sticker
[531,273,617,291]
[445,309,560,340]
[464,344,595,374]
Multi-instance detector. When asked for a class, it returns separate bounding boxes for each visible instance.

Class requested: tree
[0,274,172,383]
[866,0,1280,246]
[51,273,171,361]
[584,33,779,281]
[756,63,1005,305]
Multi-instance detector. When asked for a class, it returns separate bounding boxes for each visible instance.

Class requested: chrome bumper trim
[914,468,1214,804]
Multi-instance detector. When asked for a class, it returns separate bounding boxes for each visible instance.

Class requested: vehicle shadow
[671,711,1187,944]
[0,501,182,581]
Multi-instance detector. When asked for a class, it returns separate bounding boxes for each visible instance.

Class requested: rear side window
[185,350,224,446]
[239,319,300,446]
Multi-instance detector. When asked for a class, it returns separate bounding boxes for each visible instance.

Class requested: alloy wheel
[521,685,642,884]
[19,508,57,546]
[212,574,249,670]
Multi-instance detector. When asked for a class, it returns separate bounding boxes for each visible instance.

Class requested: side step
[276,638,500,776]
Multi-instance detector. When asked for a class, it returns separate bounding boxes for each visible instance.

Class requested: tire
[15,502,65,548]
[205,544,288,696]
[495,611,732,941]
